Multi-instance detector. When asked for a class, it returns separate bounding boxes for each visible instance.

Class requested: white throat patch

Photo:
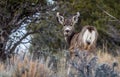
[65,27,71,31]
[82,29,96,45]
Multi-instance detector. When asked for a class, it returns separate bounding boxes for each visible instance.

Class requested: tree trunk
[0,28,10,61]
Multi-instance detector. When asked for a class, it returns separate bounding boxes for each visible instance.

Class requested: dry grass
[0,54,51,77]
[97,50,120,72]
[0,50,119,77]
[12,56,50,77]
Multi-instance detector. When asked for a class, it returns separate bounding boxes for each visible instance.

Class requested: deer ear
[72,12,80,25]
[56,12,64,25]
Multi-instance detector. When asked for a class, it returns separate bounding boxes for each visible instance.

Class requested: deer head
[56,12,80,38]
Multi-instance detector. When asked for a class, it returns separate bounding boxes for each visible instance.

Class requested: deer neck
[65,32,75,46]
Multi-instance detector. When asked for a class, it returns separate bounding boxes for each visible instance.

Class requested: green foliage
[57,0,120,49]
[29,0,120,55]
[0,0,48,61]
[29,20,66,53]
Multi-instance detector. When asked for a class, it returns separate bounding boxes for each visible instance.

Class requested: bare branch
[9,31,39,54]
[97,4,120,22]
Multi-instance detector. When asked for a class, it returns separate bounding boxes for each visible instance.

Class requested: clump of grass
[97,50,120,72]
[97,50,116,63]
[66,49,120,77]
[0,53,51,77]
[12,55,50,77]
[0,63,12,77]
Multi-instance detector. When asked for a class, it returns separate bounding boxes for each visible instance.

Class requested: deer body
[56,12,98,75]
[57,12,98,55]
[65,26,98,57]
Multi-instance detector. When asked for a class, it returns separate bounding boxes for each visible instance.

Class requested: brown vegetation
[0,50,119,77]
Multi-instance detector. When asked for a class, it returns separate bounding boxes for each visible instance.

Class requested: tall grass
[97,50,120,72]
[68,49,120,77]
[0,50,119,77]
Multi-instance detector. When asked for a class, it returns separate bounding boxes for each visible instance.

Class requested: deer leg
[84,44,87,50]
[88,45,91,50]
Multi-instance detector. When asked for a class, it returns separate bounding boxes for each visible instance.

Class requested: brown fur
[69,26,98,56]
[57,12,98,75]
[80,26,98,52]
[56,12,98,56]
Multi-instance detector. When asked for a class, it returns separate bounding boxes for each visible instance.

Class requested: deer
[56,12,98,75]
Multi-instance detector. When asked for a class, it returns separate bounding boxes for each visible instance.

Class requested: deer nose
[65,30,70,33]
